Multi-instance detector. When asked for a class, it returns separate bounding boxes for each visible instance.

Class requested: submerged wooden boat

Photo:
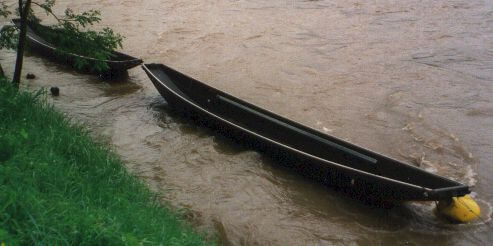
[12,19,142,74]
[142,63,471,202]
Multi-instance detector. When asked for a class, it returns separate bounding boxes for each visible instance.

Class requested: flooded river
[2,0,493,244]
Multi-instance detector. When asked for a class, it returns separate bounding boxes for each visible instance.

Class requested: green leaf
[20,129,28,139]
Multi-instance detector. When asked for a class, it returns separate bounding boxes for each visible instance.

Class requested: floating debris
[50,87,60,97]
[26,73,36,79]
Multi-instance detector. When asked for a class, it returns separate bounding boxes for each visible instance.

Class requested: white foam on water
[464,165,478,187]
[322,127,333,133]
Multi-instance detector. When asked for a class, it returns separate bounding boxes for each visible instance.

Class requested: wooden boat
[11,19,142,74]
[142,63,471,202]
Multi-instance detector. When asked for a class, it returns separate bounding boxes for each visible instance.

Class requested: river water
[1,0,492,244]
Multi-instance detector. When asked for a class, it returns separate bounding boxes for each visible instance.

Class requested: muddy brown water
[1,0,493,244]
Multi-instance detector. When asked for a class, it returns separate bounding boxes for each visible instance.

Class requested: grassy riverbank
[0,79,211,245]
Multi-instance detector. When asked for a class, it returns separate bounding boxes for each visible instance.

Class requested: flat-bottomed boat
[142,63,471,202]
[11,19,143,74]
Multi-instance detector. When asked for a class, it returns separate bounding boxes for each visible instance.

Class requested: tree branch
[18,0,22,16]
[31,1,61,22]
[12,0,32,87]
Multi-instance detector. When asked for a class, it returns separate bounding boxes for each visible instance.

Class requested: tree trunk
[12,0,32,88]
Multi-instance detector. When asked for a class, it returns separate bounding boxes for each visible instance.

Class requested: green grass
[0,79,213,245]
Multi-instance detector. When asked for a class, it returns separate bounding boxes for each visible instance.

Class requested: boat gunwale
[143,64,473,198]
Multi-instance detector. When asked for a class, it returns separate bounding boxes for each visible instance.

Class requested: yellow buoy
[436,195,481,223]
